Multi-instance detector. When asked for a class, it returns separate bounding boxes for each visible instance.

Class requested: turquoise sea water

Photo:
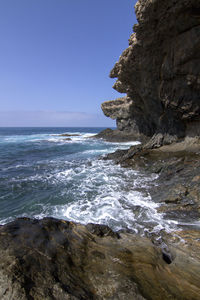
[0,127,176,234]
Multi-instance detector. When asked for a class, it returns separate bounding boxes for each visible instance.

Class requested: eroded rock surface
[1,218,200,300]
[102,0,200,143]
[104,137,200,227]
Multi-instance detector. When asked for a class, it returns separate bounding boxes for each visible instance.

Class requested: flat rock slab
[92,128,147,143]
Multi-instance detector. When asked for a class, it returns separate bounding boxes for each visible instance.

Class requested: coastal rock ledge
[101,0,200,144]
[1,218,200,300]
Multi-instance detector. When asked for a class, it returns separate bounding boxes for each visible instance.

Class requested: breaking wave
[0,127,178,234]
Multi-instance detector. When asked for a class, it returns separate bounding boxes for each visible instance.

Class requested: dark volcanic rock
[93,128,147,142]
[59,134,80,137]
[63,138,72,141]
[1,217,200,299]
[104,138,200,226]
[102,0,200,144]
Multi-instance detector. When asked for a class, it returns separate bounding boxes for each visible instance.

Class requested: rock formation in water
[101,0,200,145]
[1,217,200,300]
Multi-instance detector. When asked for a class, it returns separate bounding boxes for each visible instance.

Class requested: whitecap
[41,158,177,234]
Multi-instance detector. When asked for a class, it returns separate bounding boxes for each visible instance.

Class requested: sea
[0,127,177,235]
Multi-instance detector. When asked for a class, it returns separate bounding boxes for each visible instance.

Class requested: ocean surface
[0,127,177,234]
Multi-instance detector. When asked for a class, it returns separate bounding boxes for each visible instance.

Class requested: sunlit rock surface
[1,218,200,300]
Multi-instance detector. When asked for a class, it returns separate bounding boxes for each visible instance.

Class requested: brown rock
[1,218,200,299]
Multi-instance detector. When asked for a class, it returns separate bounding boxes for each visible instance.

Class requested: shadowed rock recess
[101,0,200,145]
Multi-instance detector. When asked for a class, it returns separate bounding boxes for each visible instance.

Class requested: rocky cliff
[102,0,200,144]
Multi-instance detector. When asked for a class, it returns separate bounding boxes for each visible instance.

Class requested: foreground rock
[101,0,200,145]
[0,217,200,300]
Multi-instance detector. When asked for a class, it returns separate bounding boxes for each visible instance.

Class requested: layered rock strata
[1,218,200,300]
[101,97,136,133]
[102,0,200,144]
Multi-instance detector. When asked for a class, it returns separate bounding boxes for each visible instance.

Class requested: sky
[0,0,137,127]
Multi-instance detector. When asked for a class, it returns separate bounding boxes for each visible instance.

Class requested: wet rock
[86,223,120,238]
[59,134,80,137]
[103,148,128,161]
[103,138,200,226]
[163,184,188,204]
[93,128,147,143]
[1,218,200,299]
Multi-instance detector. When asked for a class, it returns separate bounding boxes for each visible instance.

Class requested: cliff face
[102,0,200,143]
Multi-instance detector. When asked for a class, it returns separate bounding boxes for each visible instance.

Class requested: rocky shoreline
[103,136,200,229]
[1,0,200,298]
[97,0,200,296]
[0,139,200,300]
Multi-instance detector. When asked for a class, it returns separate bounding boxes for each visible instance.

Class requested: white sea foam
[82,149,116,155]
[0,130,179,234]
[2,164,31,171]
[108,141,141,146]
[35,158,177,234]
[2,134,49,143]
[0,216,14,225]
[82,133,96,138]
[45,137,64,143]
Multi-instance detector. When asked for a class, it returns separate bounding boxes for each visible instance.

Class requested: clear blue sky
[0,0,137,126]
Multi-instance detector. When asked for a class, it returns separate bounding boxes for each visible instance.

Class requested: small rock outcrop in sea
[101,0,200,145]
[93,127,146,142]
[1,217,200,300]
